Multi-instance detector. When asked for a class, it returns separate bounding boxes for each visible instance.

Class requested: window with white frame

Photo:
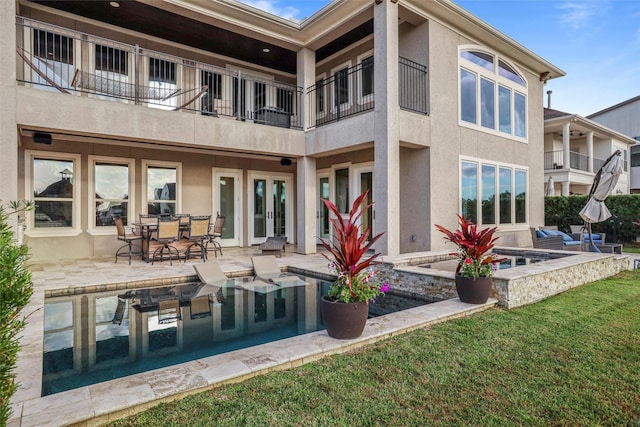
[89,156,134,231]
[315,74,326,116]
[459,48,527,140]
[357,52,374,103]
[143,160,181,215]
[331,62,352,111]
[32,28,75,92]
[148,57,177,110]
[461,158,527,226]
[26,150,81,234]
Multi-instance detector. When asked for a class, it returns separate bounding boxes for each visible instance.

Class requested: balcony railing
[306,56,428,129]
[15,17,302,129]
[544,150,607,173]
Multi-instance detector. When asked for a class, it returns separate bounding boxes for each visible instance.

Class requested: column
[296,156,317,254]
[296,48,317,254]
[0,1,18,210]
[562,181,570,197]
[373,0,400,256]
[587,131,594,173]
[562,122,570,170]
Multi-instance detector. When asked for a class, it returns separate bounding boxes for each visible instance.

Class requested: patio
[9,245,634,426]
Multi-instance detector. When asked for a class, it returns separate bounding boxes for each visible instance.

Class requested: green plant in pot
[319,190,390,339]
[435,214,505,304]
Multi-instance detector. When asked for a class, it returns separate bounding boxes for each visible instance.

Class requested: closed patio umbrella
[579,149,623,251]
[545,176,555,197]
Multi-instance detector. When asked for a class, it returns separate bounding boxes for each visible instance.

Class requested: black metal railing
[399,57,428,114]
[16,17,303,129]
[306,57,429,128]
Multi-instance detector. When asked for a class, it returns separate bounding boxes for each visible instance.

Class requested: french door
[353,166,374,239]
[317,173,331,244]
[212,168,241,246]
[248,172,293,245]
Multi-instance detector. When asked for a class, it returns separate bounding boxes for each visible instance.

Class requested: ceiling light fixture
[110,1,120,7]
[262,48,270,53]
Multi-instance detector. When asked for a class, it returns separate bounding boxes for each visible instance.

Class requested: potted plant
[319,190,390,339]
[435,215,505,304]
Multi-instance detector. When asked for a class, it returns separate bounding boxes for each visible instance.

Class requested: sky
[239,0,640,117]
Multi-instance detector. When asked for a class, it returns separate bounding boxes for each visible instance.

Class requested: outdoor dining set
[114,213,225,265]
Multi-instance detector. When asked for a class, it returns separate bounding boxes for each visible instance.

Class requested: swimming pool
[419,248,572,271]
[42,275,430,396]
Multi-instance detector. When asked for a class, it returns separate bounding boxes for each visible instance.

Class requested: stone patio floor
[9,246,502,427]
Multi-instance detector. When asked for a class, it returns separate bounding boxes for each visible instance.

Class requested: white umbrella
[579,150,623,223]
[579,150,623,251]
[545,176,555,197]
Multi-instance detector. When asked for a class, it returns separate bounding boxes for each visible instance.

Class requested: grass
[111,271,640,426]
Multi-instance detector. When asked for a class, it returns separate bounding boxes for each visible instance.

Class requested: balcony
[306,57,428,129]
[544,150,607,172]
[15,17,302,130]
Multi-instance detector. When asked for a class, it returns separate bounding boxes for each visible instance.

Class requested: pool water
[42,275,430,396]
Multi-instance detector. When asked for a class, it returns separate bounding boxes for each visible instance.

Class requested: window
[460,158,527,226]
[201,70,222,116]
[623,149,628,172]
[143,161,181,215]
[631,145,640,167]
[94,44,129,101]
[315,76,326,114]
[360,55,374,99]
[334,67,349,108]
[254,81,266,110]
[459,47,527,140]
[26,151,81,235]
[277,88,293,114]
[149,57,177,110]
[89,156,134,232]
[32,29,75,91]
[335,168,350,214]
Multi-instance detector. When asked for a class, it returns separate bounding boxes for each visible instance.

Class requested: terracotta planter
[320,296,369,339]
[454,274,493,304]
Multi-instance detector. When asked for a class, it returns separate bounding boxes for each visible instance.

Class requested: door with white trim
[317,172,331,244]
[212,168,242,246]
[352,164,375,242]
[248,172,293,245]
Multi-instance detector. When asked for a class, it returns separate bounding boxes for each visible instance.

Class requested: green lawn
[111,271,640,426]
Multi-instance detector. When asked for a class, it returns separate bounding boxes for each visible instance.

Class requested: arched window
[459,48,527,140]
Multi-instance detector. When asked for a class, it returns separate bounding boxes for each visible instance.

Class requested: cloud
[556,0,608,30]
[239,0,301,21]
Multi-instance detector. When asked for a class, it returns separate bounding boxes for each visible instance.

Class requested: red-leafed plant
[320,190,389,303]
[435,214,506,278]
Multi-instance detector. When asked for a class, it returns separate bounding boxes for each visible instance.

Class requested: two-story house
[1,0,563,262]
[544,107,636,196]
[586,95,640,193]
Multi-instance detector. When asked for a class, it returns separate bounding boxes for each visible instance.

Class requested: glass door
[213,169,241,246]
[248,172,293,245]
[317,173,331,244]
[352,165,374,243]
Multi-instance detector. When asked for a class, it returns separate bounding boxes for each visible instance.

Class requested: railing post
[134,44,140,105]
[236,70,242,120]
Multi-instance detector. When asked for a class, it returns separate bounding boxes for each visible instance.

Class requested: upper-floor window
[360,55,374,99]
[94,44,129,101]
[142,160,181,215]
[461,158,527,226]
[32,29,75,91]
[459,48,527,140]
[149,57,177,110]
[315,75,326,115]
[89,156,134,232]
[25,150,82,236]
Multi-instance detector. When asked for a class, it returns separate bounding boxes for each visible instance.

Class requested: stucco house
[544,107,636,196]
[2,0,564,262]
[586,95,640,193]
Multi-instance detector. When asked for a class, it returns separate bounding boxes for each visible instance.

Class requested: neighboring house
[2,0,564,262]
[544,108,637,196]
[587,95,640,193]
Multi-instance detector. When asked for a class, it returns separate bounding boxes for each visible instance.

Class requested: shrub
[0,201,33,425]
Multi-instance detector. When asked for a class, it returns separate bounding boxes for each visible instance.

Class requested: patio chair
[189,295,212,319]
[251,255,307,288]
[530,227,563,250]
[158,299,181,324]
[183,215,211,262]
[259,236,287,256]
[112,297,126,325]
[113,215,142,264]
[151,216,181,265]
[205,213,225,258]
[175,213,191,238]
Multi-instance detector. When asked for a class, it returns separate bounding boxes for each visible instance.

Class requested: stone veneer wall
[374,252,629,310]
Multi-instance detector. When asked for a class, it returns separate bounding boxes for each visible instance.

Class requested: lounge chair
[530,227,563,250]
[251,255,307,288]
[259,236,287,256]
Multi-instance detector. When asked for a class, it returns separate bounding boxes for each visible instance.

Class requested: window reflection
[147,166,177,215]
[33,158,74,228]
